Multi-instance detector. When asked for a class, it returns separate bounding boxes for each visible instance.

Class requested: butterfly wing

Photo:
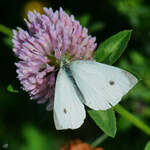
[54,68,86,130]
[70,60,138,110]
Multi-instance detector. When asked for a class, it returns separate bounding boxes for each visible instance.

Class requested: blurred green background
[1,0,150,149]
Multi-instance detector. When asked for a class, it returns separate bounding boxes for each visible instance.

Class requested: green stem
[0,24,12,37]
[115,104,150,135]
[91,134,108,148]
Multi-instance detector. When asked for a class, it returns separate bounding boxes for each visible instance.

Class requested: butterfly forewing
[54,68,86,130]
[69,60,138,110]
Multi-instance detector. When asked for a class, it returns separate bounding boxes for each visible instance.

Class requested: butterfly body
[63,64,86,103]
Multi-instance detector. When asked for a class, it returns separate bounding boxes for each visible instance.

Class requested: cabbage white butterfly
[53,58,138,130]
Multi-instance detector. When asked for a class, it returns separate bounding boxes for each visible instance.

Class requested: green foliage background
[0,0,150,149]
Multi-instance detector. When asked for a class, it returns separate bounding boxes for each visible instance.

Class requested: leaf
[7,84,19,93]
[129,50,146,65]
[145,141,150,150]
[89,22,105,33]
[79,14,90,27]
[3,37,13,47]
[20,126,55,150]
[117,116,132,132]
[0,24,12,37]
[94,30,132,65]
[88,108,116,137]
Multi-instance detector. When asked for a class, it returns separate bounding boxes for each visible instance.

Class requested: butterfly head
[60,56,70,68]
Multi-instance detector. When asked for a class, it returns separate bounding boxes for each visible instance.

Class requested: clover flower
[12,7,97,110]
[60,139,104,150]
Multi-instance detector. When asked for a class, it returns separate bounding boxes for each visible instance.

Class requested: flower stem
[0,24,12,37]
[115,104,150,135]
[91,134,108,148]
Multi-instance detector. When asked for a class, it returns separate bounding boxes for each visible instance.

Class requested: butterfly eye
[63,108,67,114]
[109,80,115,85]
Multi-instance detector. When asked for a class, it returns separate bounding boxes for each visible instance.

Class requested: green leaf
[145,141,150,150]
[20,126,55,150]
[117,116,132,132]
[89,22,105,33]
[94,30,132,65]
[88,108,116,137]
[78,14,90,27]
[0,24,12,37]
[3,37,13,47]
[7,84,19,93]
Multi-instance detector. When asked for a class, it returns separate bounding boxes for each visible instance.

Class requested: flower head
[60,139,104,150]
[12,7,97,110]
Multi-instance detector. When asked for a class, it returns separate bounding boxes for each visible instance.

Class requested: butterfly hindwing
[53,68,86,130]
[69,60,138,110]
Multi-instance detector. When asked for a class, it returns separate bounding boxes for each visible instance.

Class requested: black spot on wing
[63,108,67,114]
[109,80,115,85]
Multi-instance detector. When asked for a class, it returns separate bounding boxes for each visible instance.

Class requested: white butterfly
[53,58,138,130]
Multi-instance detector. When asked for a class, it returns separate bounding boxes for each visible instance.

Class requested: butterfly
[53,58,138,130]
